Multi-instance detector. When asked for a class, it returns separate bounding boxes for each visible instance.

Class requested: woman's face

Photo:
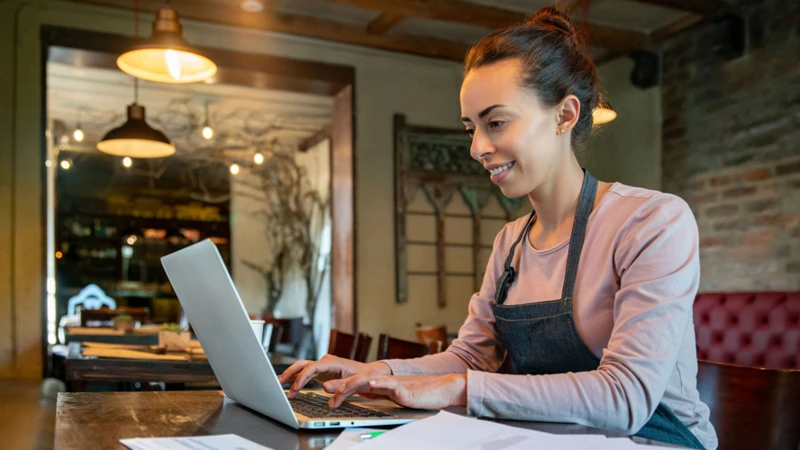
[460,58,562,199]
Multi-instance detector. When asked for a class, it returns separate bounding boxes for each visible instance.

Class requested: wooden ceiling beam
[651,14,704,42]
[68,0,469,61]
[317,0,653,52]
[584,24,653,53]
[367,12,407,35]
[318,0,520,29]
[626,0,737,17]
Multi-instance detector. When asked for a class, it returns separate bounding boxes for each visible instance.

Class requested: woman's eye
[465,129,475,138]
[488,120,505,129]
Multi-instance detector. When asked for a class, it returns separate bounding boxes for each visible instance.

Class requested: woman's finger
[367,378,412,407]
[322,379,346,393]
[367,377,399,391]
[289,361,333,398]
[278,360,311,385]
[327,373,376,408]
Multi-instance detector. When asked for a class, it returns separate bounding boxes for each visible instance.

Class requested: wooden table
[54,391,682,450]
[64,326,161,345]
[64,342,297,390]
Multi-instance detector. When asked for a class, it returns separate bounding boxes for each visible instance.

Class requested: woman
[279,7,717,450]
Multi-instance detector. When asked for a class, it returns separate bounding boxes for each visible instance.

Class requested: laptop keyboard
[289,392,394,419]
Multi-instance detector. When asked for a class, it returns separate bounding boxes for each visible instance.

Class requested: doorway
[40,26,355,374]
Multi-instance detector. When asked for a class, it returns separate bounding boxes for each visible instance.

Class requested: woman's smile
[486,161,516,184]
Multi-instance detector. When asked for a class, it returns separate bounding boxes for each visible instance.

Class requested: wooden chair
[415,324,448,346]
[353,333,373,363]
[79,307,150,327]
[328,330,357,359]
[697,360,800,450]
[377,334,444,360]
[328,330,373,362]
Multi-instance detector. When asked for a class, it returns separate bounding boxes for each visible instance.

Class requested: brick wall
[661,0,800,292]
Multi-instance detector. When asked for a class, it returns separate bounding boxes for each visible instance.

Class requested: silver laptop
[161,239,434,429]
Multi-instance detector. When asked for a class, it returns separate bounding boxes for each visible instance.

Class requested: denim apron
[492,170,704,449]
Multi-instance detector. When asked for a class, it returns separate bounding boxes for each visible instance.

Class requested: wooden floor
[0,379,60,450]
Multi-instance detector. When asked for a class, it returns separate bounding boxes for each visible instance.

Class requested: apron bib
[492,170,704,449]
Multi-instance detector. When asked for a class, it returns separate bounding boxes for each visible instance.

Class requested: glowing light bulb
[126,235,137,246]
[202,126,214,140]
[122,245,133,258]
[230,163,240,175]
[122,156,133,168]
[73,128,84,142]
[253,152,264,165]
[60,160,71,170]
[45,160,52,168]
[165,49,182,81]
[241,0,265,12]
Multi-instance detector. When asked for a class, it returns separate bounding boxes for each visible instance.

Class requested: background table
[64,326,161,345]
[54,390,682,450]
[64,342,297,391]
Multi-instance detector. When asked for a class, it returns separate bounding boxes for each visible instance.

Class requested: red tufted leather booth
[693,292,800,369]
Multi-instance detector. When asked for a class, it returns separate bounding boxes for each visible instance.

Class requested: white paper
[585,438,640,449]
[351,411,614,450]
[629,444,683,449]
[120,434,274,450]
[324,428,385,450]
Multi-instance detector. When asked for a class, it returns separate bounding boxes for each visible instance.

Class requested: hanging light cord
[134,0,139,38]
[133,0,139,104]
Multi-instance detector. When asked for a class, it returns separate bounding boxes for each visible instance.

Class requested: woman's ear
[556,95,581,135]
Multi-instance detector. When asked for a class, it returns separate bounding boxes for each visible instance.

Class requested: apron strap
[494,210,535,305]
[494,169,598,305]
[560,170,598,300]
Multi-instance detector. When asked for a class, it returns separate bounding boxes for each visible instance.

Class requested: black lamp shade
[97,104,175,158]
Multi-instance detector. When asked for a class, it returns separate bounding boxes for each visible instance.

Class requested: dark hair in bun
[464,7,599,148]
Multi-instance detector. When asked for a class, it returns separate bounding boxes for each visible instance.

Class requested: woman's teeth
[490,162,515,176]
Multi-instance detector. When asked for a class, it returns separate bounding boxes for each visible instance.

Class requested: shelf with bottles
[60,214,228,238]
[59,197,228,223]
[59,215,117,238]
[56,243,118,260]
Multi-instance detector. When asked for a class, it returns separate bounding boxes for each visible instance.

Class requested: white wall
[231,139,332,318]
[0,0,464,376]
[231,138,333,358]
[584,57,662,190]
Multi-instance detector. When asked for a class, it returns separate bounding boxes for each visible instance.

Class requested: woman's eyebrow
[461,104,505,122]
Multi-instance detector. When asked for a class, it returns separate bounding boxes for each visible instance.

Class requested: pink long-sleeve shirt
[384,183,718,450]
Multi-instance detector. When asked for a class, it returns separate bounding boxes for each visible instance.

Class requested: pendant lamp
[117,4,217,84]
[97,79,175,158]
[593,97,617,126]
[592,107,617,125]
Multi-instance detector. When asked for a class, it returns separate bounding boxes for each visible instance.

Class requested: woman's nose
[469,129,494,162]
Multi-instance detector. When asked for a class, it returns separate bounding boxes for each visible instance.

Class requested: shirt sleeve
[382,222,514,376]
[466,195,700,435]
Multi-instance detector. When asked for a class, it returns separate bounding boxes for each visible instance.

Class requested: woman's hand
[327,373,467,410]
[278,354,392,398]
